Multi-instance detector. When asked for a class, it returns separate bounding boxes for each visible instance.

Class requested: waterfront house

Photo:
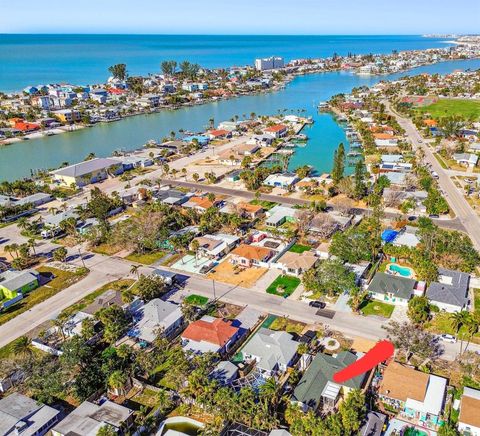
[291,351,368,411]
[137,94,162,108]
[230,244,274,267]
[368,272,418,306]
[374,133,398,148]
[276,251,318,277]
[135,298,183,343]
[425,268,470,313]
[264,124,288,138]
[207,129,231,140]
[378,362,447,430]
[241,328,299,377]
[52,109,81,124]
[0,392,61,436]
[263,173,299,189]
[52,400,134,436]
[51,158,123,187]
[181,316,240,355]
[467,143,480,153]
[458,387,480,436]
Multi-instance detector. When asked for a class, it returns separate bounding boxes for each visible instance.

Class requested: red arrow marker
[333,340,394,383]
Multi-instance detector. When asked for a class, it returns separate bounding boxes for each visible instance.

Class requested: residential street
[385,102,480,250]
[1,248,477,362]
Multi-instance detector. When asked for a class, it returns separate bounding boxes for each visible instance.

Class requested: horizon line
[0,32,455,36]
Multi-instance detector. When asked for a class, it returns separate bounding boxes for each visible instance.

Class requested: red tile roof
[265,124,287,133]
[182,318,238,346]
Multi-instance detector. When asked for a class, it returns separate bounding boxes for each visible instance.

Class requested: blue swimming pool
[388,264,413,278]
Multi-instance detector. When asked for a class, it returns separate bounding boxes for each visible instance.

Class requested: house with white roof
[264,173,299,189]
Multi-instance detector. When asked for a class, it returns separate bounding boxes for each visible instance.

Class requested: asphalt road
[385,102,480,250]
[161,179,466,232]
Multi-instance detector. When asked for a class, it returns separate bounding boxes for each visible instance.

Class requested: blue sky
[1,0,479,34]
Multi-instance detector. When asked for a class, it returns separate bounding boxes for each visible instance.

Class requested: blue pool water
[389,264,413,277]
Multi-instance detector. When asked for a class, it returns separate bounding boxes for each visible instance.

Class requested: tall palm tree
[27,238,37,256]
[130,264,140,279]
[9,243,19,259]
[463,314,479,353]
[450,311,469,354]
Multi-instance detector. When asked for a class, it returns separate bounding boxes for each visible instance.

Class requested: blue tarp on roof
[381,229,398,243]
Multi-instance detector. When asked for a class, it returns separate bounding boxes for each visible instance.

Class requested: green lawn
[0,266,89,326]
[270,316,305,335]
[418,98,480,120]
[266,275,300,297]
[125,250,166,265]
[359,300,395,318]
[427,312,480,344]
[249,199,277,210]
[474,288,480,313]
[289,244,312,254]
[184,294,209,306]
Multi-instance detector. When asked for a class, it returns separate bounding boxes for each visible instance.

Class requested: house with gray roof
[368,272,417,306]
[135,298,183,342]
[52,399,133,436]
[0,392,60,436]
[0,269,39,301]
[291,351,368,411]
[155,189,189,205]
[210,360,239,386]
[426,268,470,313]
[241,328,299,377]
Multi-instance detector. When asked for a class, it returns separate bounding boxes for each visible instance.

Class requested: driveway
[333,291,353,313]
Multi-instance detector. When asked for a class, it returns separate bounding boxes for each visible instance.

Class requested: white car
[439,334,456,343]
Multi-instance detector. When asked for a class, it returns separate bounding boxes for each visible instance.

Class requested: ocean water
[0,34,452,91]
[1,57,480,182]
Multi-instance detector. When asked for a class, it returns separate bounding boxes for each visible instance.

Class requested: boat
[293,134,308,141]
[317,102,330,111]
[347,151,362,157]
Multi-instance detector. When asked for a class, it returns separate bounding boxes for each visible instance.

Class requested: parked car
[309,301,326,309]
[439,334,456,343]
[429,214,440,219]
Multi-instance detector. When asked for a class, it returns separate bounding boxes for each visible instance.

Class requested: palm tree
[450,311,469,354]
[9,243,19,258]
[191,239,200,266]
[130,264,140,279]
[463,314,479,353]
[12,336,32,358]
[108,370,128,395]
[192,173,200,183]
[16,217,29,232]
[27,238,37,256]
